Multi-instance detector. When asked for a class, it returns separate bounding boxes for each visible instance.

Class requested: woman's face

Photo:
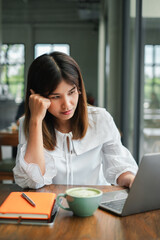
[47,80,79,123]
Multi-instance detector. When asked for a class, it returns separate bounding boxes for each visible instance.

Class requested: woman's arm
[117,171,135,188]
[101,109,138,186]
[24,90,51,175]
[13,117,57,189]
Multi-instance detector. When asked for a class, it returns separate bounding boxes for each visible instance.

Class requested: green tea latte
[68,188,100,198]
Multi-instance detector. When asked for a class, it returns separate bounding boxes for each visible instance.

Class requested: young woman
[13,51,138,189]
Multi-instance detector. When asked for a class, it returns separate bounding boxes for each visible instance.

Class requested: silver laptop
[99,153,160,216]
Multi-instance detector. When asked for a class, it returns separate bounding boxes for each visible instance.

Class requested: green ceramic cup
[57,187,103,217]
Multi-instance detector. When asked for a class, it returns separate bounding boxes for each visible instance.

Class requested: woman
[13,51,138,189]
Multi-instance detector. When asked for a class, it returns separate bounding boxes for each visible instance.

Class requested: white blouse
[13,106,138,189]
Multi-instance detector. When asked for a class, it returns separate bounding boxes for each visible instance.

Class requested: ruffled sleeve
[101,111,138,185]
[13,117,57,189]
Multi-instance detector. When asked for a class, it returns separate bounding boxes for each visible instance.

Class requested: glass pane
[0,44,24,64]
[144,66,153,80]
[155,45,160,64]
[53,44,70,55]
[35,44,70,58]
[0,44,25,102]
[142,0,160,155]
[7,65,24,83]
[0,44,8,64]
[155,66,160,78]
[7,45,25,64]
[35,44,52,58]
[145,45,153,64]
[1,65,7,84]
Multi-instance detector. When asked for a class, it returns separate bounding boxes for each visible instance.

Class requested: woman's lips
[61,109,73,115]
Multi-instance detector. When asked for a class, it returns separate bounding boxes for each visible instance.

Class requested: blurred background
[0,0,160,164]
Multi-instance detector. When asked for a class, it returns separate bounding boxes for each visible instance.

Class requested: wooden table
[0,184,160,240]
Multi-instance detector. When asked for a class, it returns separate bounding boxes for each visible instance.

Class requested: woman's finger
[30,89,35,94]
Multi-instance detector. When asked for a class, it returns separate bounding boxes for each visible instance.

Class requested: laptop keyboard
[101,198,126,212]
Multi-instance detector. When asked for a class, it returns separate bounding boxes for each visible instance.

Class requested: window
[0,44,25,103]
[143,45,160,154]
[144,45,160,110]
[35,44,70,58]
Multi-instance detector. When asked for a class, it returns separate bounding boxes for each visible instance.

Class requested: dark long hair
[24,51,88,150]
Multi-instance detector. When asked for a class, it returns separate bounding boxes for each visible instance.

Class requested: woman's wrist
[117,172,135,188]
[29,117,43,127]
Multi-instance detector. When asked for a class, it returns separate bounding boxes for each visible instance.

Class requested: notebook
[99,153,160,216]
[0,192,56,220]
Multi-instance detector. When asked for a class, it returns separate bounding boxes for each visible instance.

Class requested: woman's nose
[62,96,70,109]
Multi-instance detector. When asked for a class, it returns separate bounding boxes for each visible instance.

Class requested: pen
[21,193,36,207]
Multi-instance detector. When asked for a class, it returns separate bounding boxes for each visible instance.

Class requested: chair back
[0,131,18,181]
[0,131,18,160]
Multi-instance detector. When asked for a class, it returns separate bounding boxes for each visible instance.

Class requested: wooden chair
[0,131,18,181]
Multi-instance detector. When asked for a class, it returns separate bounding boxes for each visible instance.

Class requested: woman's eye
[69,90,76,95]
[50,95,60,100]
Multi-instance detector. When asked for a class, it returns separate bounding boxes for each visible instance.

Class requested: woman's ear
[78,89,82,95]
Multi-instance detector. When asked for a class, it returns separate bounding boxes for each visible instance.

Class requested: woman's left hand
[117,172,135,188]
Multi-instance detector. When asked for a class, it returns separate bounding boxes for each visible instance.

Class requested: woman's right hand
[29,89,51,121]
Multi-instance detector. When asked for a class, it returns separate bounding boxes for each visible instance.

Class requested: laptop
[99,153,160,216]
